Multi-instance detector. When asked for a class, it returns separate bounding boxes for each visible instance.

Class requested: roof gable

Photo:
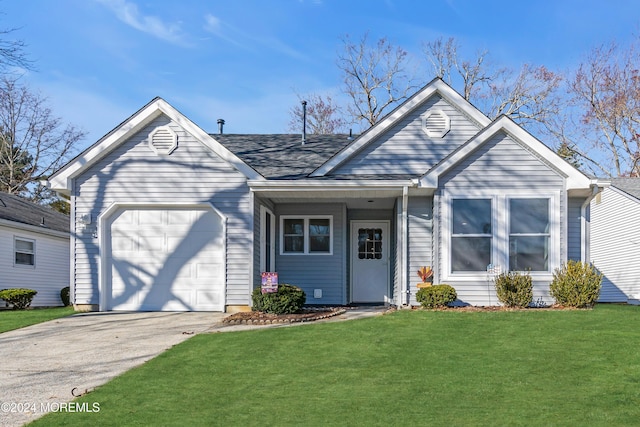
[0,192,69,234]
[420,115,593,190]
[311,78,491,177]
[47,98,262,193]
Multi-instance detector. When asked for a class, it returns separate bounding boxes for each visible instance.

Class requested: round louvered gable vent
[421,109,451,138]
[148,126,178,155]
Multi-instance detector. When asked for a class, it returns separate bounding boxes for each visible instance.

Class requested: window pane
[451,237,491,272]
[309,236,330,252]
[510,236,548,271]
[309,219,330,236]
[357,228,382,260]
[284,236,304,253]
[284,219,304,235]
[510,199,549,234]
[453,199,491,234]
[15,252,34,266]
[15,239,33,252]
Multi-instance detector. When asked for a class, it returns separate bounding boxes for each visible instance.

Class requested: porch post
[402,186,409,306]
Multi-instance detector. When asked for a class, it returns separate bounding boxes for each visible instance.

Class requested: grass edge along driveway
[0,306,75,333]
[33,304,640,426]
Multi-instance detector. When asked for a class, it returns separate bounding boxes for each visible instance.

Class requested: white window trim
[14,236,36,268]
[260,206,276,272]
[441,190,560,282]
[280,215,333,255]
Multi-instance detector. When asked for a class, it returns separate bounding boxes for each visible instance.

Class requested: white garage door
[107,207,225,311]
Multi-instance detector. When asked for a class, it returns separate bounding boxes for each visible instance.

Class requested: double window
[281,216,332,255]
[14,237,35,267]
[447,194,555,276]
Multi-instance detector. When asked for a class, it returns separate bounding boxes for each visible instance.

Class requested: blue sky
[4,0,640,151]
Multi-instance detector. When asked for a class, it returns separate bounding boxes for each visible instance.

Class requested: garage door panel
[107,207,225,311]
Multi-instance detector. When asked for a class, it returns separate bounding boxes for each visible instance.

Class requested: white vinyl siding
[407,196,433,306]
[72,114,252,308]
[591,187,640,302]
[332,95,484,176]
[0,225,69,306]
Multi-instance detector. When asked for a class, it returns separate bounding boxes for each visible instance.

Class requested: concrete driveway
[0,311,223,427]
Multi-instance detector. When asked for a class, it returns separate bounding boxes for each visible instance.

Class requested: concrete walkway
[0,307,387,426]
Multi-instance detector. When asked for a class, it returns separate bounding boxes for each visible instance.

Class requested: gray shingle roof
[611,178,640,201]
[214,134,353,179]
[0,192,70,233]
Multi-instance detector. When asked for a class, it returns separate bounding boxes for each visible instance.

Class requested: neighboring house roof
[610,178,640,201]
[215,134,353,179]
[0,192,69,234]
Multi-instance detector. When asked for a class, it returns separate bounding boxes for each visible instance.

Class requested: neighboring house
[0,191,70,307]
[591,178,640,304]
[46,78,600,312]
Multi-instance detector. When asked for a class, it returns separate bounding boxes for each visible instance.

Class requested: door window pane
[358,228,383,260]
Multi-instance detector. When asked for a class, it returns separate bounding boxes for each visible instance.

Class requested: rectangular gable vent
[149,126,178,155]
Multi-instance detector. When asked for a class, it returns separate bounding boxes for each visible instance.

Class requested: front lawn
[0,306,75,333]
[34,305,640,426]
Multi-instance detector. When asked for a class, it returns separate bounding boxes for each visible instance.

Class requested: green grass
[0,306,75,333]
[33,305,640,426]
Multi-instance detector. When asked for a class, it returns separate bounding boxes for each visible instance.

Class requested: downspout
[402,186,409,306]
[581,183,602,263]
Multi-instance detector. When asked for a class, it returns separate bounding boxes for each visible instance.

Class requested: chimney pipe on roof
[301,100,307,145]
[217,119,225,135]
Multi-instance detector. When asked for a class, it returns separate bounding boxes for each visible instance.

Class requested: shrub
[494,271,533,308]
[252,284,306,314]
[550,260,603,308]
[0,288,38,310]
[60,286,71,306]
[416,284,457,309]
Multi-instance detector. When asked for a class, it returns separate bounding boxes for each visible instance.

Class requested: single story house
[591,178,640,304]
[0,191,70,307]
[46,78,601,312]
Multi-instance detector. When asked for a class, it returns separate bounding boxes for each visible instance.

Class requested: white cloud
[96,0,190,47]
[202,13,307,60]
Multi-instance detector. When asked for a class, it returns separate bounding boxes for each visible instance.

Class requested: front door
[351,221,390,303]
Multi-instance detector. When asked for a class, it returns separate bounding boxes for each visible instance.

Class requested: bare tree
[0,77,85,201]
[423,36,563,134]
[287,92,347,134]
[424,37,499,101]
[0,26,33,72]
[564,40,640,177]
[337,33,418,128]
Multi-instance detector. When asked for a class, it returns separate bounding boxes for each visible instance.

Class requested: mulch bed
[222,307,347,325]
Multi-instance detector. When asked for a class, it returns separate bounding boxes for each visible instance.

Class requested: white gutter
[581,180,607,262]
[248,179,414,189]
[0,218,70,239]
[401,185,409,306]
